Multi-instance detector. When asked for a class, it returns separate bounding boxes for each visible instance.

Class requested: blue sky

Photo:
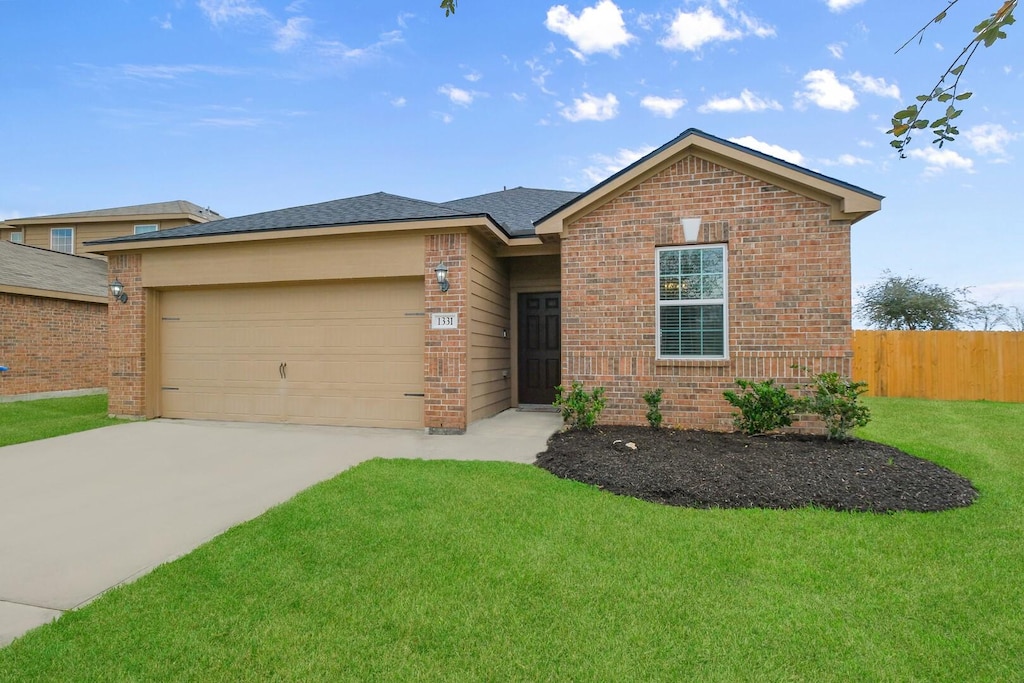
[1,0,1020,323]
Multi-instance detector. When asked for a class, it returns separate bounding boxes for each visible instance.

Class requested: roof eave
[534,128,883,235]
[84,214,514,255]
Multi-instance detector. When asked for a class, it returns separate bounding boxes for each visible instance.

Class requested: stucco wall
[560,154,853,430]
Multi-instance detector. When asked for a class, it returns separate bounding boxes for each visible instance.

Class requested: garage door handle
[279,362,288,379]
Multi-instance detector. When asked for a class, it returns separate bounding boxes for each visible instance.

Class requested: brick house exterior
[0,242,109,399]
[90,129,880,432]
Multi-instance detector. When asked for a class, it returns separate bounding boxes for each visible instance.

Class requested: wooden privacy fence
[852,330,1024,403]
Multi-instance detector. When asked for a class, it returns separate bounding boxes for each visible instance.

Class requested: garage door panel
[160,279,424,428]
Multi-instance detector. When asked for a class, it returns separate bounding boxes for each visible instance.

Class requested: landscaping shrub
[801,372,871,440]
[554,382,607,430]
[723,379,800,435]
[643,388,664,429]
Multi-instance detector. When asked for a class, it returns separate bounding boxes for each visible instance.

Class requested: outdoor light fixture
[434,262,450,293]
[109,279,128,304]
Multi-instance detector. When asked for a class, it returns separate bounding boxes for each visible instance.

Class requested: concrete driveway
[0,409,561,647]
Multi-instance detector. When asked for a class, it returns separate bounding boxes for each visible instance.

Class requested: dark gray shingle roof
[89,189,581,246]
[441,187,581,237]
[0,241,108,298]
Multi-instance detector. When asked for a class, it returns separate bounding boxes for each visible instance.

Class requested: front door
[518,292,561,404]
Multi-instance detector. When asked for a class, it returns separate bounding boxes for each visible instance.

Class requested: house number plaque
[431,313,458,329]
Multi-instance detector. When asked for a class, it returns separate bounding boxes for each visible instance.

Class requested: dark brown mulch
[535,426,978,513]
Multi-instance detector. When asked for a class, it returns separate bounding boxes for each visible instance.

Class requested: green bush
[723,379,799,435]
[802,372,871,440]
[554,382,607,430]
[643,388,664,429]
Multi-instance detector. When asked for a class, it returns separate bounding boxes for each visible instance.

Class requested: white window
[50,228,74,254]
[9,231,23,244]
[657,244,727,359]
[134,224,158,235]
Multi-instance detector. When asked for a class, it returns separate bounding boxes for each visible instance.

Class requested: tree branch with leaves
[888,0,1016,156]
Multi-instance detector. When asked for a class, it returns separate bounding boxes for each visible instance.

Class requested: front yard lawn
[0,397,1021,681]
[0,394,123,447]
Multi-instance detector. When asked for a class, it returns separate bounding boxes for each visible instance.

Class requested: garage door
[159,279,424,428]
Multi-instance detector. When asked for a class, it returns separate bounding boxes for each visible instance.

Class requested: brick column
[107,253,147,418]
[424,233,469,434]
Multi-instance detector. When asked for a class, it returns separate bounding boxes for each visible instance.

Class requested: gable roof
[535,128,883,235]
[6,200,222,225]
[0,241,108,302]
[87,188,581,248]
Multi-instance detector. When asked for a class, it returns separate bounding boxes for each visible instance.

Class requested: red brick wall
[107,253,147,417]
[424,232,469,433]
[561,154,853,431]
[0,293,107,397]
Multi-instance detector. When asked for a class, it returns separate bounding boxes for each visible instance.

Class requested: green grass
[0,394,124,447]
[1,397,1022,681]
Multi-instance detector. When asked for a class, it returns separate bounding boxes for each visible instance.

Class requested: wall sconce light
[109,279,128,304]
[434,262,450,293]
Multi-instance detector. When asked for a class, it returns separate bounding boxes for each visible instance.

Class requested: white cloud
[120,64,243,80]
[582,145,656,183]
[391,96,407,107]
[827,42,844,59]
[907,147,975,175]
[545,0,635,57]
[640,95,686,118]
[317,30,403,63]
[965,123,1019,157]
[795,69,857,111]
[820,153,870,166]
[510,92,527,102]
[438,84,475,107]
[273,16,311,52]
[434,112,455,124]
[155,13,173,30]
[659,3,774,52]
[826,0,866,12]
[195,117,263,127]
[728,136,806,165]
[198,0,269,26]
[396,12,415,28]
[525,58,555,95]
[849,71,900,99]
[698,88,782,113]
[660,7,740,51]
[560,92,619,122]
[463,70,482,82]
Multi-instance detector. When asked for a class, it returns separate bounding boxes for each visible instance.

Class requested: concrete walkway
[0,409,561,647]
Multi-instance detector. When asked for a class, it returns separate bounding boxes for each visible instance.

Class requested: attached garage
[159,279,424,428]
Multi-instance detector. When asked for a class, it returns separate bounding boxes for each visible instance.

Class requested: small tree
[856,271,974,330]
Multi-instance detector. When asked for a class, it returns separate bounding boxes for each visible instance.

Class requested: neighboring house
[0,241,109,399]
[88,129,881,432]
[1,201,222,258]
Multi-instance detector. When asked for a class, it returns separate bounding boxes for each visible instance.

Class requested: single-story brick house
[0,241,108,400]
[87,129,881,432]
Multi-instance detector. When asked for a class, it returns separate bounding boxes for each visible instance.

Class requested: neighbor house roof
[0,241,108,303]
[5,200,222,226]
[536,128,883,235]
[87,187,581,248]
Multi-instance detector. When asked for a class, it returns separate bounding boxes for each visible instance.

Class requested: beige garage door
[160,279,424,428]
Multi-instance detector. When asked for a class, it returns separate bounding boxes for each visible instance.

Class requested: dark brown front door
[518,292,561,404]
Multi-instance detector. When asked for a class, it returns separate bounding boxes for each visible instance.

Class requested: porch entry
[518,292,561,404]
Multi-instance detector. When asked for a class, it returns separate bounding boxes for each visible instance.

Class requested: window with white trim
[9,231,23,244]
[134,224,158,235]
[50,227,74,254]
[657,244,727,358]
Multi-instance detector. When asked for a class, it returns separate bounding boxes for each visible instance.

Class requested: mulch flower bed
[535,426,978,513]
